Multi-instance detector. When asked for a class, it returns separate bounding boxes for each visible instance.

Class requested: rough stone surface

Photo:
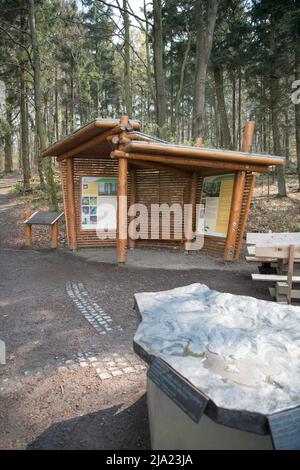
[134,283,300,415]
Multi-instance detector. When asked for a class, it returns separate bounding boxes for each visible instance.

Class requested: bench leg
[24,224,32,247]
[51,222,59,249]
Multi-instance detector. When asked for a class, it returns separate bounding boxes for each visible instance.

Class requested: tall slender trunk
[269,17,286,197]
[122,0,132,117]
[174,32,192,141]
[232,73,236,149]
[4,80,13,173]
[20,63,31,190]
[270,76,287,196]
[29,0,57,209]
[55,68,59,141]
[193,0,218,142]
[295,32,300,189]
[238,67,242,149]
[153,0,167,138]
[213,65,231,149]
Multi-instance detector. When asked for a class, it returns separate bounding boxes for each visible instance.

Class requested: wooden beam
[241,122,255,153]
[185,172,198,251]
[233,121,256,258]
[66,158,77,250]
[124,141,284,167]
[59,164,69,244]
[111,151,269,174]
[287,245,295,304]
[128,166,137,249]
[117,116,129,263]
[235,173,256,258]
[24,210,32,247]
[224,171,246,260]
[57,128,116,161]
[130,159,191,178]
[51,222,59,249]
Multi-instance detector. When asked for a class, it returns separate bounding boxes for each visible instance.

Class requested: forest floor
[0,171,297,450]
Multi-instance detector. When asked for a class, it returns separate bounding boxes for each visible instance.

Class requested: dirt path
[0,178,269,450]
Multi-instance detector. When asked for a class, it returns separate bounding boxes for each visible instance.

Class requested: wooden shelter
[42,116,284,263]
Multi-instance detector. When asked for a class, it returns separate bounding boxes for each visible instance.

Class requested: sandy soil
[0,175,270,450]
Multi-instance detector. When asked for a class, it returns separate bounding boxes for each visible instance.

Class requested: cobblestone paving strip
[66,281,123,335]
[0,351,147,394]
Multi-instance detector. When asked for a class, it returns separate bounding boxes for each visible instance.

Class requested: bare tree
[193,0,218,142]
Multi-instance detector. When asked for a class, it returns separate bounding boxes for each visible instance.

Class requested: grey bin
[147,378,272,450]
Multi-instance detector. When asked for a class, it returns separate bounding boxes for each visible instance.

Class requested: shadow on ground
[27,395,150,450]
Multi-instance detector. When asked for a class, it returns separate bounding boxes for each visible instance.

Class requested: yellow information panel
[202,175,234,237]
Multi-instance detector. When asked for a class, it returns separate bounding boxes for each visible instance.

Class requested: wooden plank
[124,141,284,167]
[235,173,256,258]
[252,274,300,282]
[25,211,63,226]
[51,222,59,248]
[117,116,129,263]
[255,245,300,259]
[24,210,33,247]
[185,172,198,251]
[128,166,136,249]
[246,232,300,245]
[224,171,246,260]
[287,245,295,304]
[246,256,277,263]
[66,158,77,250]
[241,121,255,153]
[112,151,270,174]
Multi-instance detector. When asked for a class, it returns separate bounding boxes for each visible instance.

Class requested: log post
[66,158,77,250]
[128,166,137,249]
[224,171,246,260]
[233,121,256,258]
[235,173,256,258]
[51,222,59,249]
[24,209,32,247]
[241,121,255,153]
[117,116,129,263]
[185,172,198,251]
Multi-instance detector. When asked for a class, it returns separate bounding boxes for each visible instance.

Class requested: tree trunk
[213,65,231,149]
[4,80,13,173]
[29,0,57,209]
[238,67,242,149]
[193,0,219,142]
[232,73,236,149]
[270,75,287,196]
[174,32,192,141]
[20,63,31,191]
[152,0,167,138]
[122,0,132,117]
[295,32,300,189]
[269,16,286,197]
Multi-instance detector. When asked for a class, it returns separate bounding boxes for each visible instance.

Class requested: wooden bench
[24,210,64,249]
[251,244,300,304]
[246,233,300,274]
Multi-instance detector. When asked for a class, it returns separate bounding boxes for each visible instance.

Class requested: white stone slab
[134,283,300,416]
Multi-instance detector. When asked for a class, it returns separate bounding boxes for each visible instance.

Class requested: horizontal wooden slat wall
[135,168,190,241]
[59,158,251,257]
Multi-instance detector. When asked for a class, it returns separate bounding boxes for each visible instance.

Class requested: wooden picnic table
[24,210,64,248]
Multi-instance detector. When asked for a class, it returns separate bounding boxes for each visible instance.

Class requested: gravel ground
[0,175,270,450]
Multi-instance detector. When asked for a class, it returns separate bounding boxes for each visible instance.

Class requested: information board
[81,177,117,230]
[202,174,234,237]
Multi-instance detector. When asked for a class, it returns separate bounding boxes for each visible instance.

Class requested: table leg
[51,222,59,249]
